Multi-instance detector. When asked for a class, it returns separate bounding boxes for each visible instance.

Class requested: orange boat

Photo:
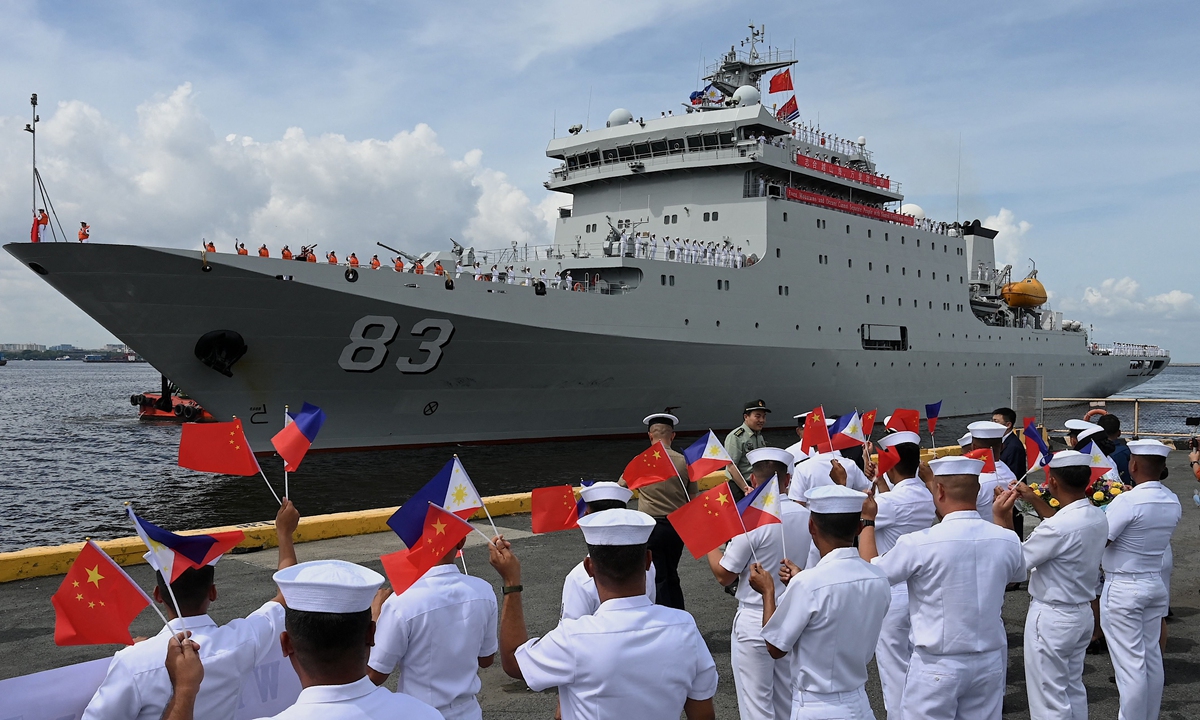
[132,377,215,422]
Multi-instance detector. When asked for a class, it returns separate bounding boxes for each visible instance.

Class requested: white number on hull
[337,315,454,374]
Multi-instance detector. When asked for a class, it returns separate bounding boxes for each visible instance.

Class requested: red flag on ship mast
[768,69,793,93]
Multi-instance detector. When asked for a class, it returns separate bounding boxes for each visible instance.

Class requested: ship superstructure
[6,27,1167,451]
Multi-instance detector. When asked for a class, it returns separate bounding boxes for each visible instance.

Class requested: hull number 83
[338,315,455,373]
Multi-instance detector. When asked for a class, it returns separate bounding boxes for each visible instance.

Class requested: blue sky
[1,0,1198,358]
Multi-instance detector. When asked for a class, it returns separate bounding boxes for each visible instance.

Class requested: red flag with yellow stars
[964,448,998,473]
[622,441,680,490]
[668,482,745,558]
[52,541,152,646]
[801,406,832,455]
[178,419,262,476]
[382,504,474,595]
[530,485,582,534]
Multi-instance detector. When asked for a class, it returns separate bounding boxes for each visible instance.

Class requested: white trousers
[900,648,1005,720]
[875,586,913,720]
[1101,574,1168,720]
[1025,599,1092,720]
[731,607,795,720]
[1160,542,1173,618]
[791,686,873,720]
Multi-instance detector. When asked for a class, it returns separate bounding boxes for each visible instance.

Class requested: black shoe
[1087,637,1108,655]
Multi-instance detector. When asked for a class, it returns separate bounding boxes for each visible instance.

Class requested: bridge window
[861,324,909,351]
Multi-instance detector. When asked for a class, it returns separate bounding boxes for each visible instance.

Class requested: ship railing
[467,240,751,267]
[1087,343,1170,357]
[1042,397,1199,440]
[550,146,758,183]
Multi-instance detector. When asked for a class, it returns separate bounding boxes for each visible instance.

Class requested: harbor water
[1,360,1195,552]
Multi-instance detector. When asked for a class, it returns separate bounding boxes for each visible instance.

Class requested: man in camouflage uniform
[724,399,768,500]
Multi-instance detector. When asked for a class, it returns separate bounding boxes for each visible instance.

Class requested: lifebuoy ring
[1083,408,1108,422]
[573,282,583,291]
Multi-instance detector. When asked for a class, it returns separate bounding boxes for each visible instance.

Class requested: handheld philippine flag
[668,482,746,558]
[829,411,867,450]
[876,446,901,476]
[52,540,152,646]
[776,95,800,122]
[1023,420,1052,473]
[126,506,245,582]
[178,419,262,476]
[965,448,997,474]
[885,409,921,434]
[683,431,734,482]
[1078,441,1119,482]
[531,485,583,534]
[801,406,832,454]
[622,441,680,490]
[381,504,475,594]
[924,401,943,435]
[737,475,783,531]
[271,402,326,472]
[387,458,484,548]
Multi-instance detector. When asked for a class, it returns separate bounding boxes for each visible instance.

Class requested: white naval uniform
[761,547,891,720]
[1099,480,1181,720]
[788,452,873,504]
[253,676,441,720]
[561,558,656,620]
[1019,497,1108,720]
[368,565,498,720]
[720,502,814,720]
[871,476,937,720]
[872,510,1025,720]
[976,462,1015,523]
[514,595,718,720]
[84,602,284,720]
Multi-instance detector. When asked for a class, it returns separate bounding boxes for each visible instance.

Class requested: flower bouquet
[1087,476,1127,508]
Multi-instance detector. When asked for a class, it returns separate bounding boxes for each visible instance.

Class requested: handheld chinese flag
[382,504,474,594]
[829,411,866,450]
[52,541,152,646]
[801,406,832,454]
[271,402,326,472]
[965,448,997,474]
[768,69,794,94]
[682,431,734,482]
[622,441,680,490]
[668,482,745,558]
[387,458,485,547]
[737,475,783,531]
[861,410,878,440]
[924,401,943,435]
[1023,420,1052,473]
[885,409,921,434]
[178,419,261,476]
[531,485,582,534]
[876,446,901,476]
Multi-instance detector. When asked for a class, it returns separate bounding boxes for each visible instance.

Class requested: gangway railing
[1043,397,1200,440]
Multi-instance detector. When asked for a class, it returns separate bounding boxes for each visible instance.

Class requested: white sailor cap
[928,456,985,476]
[806,485,867,514]
[877,431,921,449]
[1064,419,1093,431]
[882,415,893,427]
[967,421,1007,439]
[1077,424,1105,442]
[784,440,809,462]
[958,432,974,447]
[1128,439,1172,457]
[825,418,835,428]
[747,447,796,475]
[273,560,385,613]
[580,481,632,504]
[1048,450,1090,468]
[792,413,809,421]
[577,508,655,546]
[642,413,679,427]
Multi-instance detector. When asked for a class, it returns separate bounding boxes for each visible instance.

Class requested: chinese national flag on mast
[178,419,261,476]
[622,441,680,490]
[768,69,793,94]
[668,482,746,558]
[52,541,152,646]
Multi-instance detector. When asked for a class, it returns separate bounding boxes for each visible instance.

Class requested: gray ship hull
[5,242,1165,451]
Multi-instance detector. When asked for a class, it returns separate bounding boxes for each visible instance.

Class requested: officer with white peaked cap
[967,420,1017,524]
[752,485,890,720]
[858,456,1025,720]
[1064,419,1105,448]
[866,430,936,720]
[992,450,1108,720]
[1101,439,1180,720]
[491,509,718,720]
[561,482,656,620]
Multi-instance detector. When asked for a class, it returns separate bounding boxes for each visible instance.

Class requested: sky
[1,0,1197,358]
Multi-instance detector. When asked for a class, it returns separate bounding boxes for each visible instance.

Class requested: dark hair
[284,607,371,674]
[586,499,627,514]
[894,443,921,476]
[751,460,789,483]
[155,566,214,615]
[811,512,861,543]
[992,407,1017,426]
[586,543,647,583]
[1096,414,1121,436]
[1088,435,1116,456]
[1049,465,1090,490]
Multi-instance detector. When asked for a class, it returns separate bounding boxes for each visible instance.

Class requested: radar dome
[857,136,867,146]
[732,86,761,107]
[606,108,634,128]
[900,204,926,220]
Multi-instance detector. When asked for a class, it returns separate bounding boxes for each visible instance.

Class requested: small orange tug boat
[132,376,215,422]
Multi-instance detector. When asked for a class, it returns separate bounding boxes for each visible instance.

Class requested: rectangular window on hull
[861,324,909,351]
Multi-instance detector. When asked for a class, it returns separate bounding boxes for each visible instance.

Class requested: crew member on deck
[31,209,49,243]
[236,242,248,256]
[394,257,405,272]
[257,244,269,257]
[370,254,381,270]
[78,222,90,243]
[204,240,216,253]
[281,245,293,260]
[724,400,768,499]
[326,251,338,265]
[348,253,359,268]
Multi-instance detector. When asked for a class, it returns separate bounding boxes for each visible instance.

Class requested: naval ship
[6,28,1168,451]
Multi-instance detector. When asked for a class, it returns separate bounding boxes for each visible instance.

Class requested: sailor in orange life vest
[258,244,269,257]
[306,251,316,263]
[414,260,425,274]
[348,253,359,268]
[433,260,445,276]
[78,222,90,243]
[370,254,381,270]
[326,251,338,265]
[281,245,293,260]
[30,209,49,243]
[204,240,217,253]
[393,257,405,272]
[236,242,248,256]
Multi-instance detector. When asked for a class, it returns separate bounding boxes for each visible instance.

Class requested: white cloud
[983,207,1032,268]
[1068,277,1200,320]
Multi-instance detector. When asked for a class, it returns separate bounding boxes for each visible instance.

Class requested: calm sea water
[0,360,1194,551]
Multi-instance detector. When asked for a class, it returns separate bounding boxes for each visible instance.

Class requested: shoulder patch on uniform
[734,428,745,437]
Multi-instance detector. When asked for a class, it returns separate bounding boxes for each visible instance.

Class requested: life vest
[282,248,293,260]
[327,252,337,264]
[433,263,445,276]
[370,257,381,269]
[258,246,269,257]
[394,259,404,272]
[306,253,316,263]
[78,225,90,242]
[205,242,216,253]
[237,246,248,256]
[348,255,359,268]
[414,262,424,274]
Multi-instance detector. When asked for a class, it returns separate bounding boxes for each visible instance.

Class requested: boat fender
[1084,408,1108,421]
[345,268,358,283]
[173,404,186,417]
[130,394,143,406]
[182,405,197,420]
[534,281,547,296]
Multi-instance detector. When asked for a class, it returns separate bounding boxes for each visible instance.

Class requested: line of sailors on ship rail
[87,398,1188,720]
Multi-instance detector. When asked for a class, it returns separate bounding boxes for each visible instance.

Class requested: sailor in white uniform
[860,456,1026,720]
[789,447,873,504]
[491,509,718,720]
[161,559,441,720]
[85,501,301,720]
[752,485,891,720]
[706,447,813,720]
[367,531,498,718]
[868,431,937,720]
[1100,439,1181,720]
[966,420,1017,523]
[561,481,656,620]
[992,450,1108,720]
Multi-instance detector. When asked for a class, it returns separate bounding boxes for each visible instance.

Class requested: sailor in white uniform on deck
[859,456,1026,720]
[992,450,1108,720]
[561,481,656,620]
[966,420,1017,523]
[1100,439,1181,720]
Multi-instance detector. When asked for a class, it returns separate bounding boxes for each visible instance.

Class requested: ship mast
[703,24,795,97]
[25,94,37,220]
[24,92,66,242]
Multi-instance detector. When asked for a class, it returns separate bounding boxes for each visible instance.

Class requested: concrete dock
[2,455,1197,719]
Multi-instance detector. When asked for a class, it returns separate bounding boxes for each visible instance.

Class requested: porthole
[716,320,720,327]
[684,318,689,325]
[755,322,759,328]
[703,212,710,222]
[712,211,719,221]
[776,248,781,258]
[783,212,788,221]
